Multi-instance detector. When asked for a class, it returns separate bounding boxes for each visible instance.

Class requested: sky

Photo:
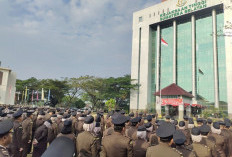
[0,0,160,80]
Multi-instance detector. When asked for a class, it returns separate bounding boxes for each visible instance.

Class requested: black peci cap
[183,115,189,120]
[189,118,194,124]
[179,121,185,127]
[130,117,140,123]
[213,122,220,129]
[129,112,134,117]
[64,120,72,126]
[173,130,186,145]
[147,115,152,121]
[200,125,210,135]
[84,116,94,124]
[145,122,152,128]
[112,114,127,126]
[0,119,13,136]
[42,136,75,157]
[13,109,23,118]
[165,115,171,119]
[191,127,200,136]
[207,118,212,124]
[156,122,175,138]
[173,120,178,126]
[197,118,203,123]
[225,121,231,128]
[138,125,146,131]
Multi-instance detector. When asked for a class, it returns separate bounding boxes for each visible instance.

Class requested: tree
[105,99,116,111]
[103,75,138,110]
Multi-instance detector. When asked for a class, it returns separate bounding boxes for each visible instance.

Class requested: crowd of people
[0,105,232,157]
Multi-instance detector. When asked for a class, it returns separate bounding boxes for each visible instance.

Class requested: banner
[161,98,183,106]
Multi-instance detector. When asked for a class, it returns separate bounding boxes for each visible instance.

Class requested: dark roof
[154,83,194,98]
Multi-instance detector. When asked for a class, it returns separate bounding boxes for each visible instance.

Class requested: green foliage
[74,99,86,108]
[105,99,116,111]
[16,75,137,110]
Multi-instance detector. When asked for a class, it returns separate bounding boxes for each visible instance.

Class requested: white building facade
[0,67,16,105]
[130,0,232,117]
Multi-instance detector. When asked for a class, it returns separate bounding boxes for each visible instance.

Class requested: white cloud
[0,0,160,79]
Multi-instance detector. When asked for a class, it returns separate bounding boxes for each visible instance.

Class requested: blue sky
[0,0,160,80]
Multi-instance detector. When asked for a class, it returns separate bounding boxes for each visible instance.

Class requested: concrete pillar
[191,15,197,104]
[137,28,142,110]
[156,25,161,116]
[212,9,219,109]
[179,104,184,120]
[186,106,191,117]
[173,20,177,83]
[165,105,169,115]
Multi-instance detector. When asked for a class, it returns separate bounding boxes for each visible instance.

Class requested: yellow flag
[41,88,44,100]
[25,86,27,100]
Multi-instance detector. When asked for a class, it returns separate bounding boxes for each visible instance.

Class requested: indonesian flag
[161,38,168,46]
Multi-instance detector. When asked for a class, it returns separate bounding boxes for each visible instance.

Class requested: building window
[154,12,155,16]
[0,71,3,85]
[139,16,143,22]
[158,11,160,15]
[149,14,151,18]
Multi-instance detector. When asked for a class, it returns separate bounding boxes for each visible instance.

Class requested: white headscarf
[191,135,202,143]
[137,131,147,140]
[94,127,101,135]
[83,123,95,132]
[44,121,52,129]
[211,126,221,135]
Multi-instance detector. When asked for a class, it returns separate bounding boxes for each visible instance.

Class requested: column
[173,20,177,83]
[212,9,219,109]
[156,25,161,116]
[179,104,184,120]
[137,28,142,110]
[191,15,197,104]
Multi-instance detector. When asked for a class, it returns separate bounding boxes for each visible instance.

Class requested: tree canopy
[16,75,137,111]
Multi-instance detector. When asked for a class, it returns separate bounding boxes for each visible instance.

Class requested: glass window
[177,20,192,93]
[196,14,214,105]
[139,16,143,22]
[160,25,173,89]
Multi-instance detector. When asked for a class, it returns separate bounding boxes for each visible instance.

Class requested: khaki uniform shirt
[126,126,137,140]
[76,131,99,157]
[192,142,212,157]
[133,139,149,157]
[146,142,182,157]
[22,118,33,143]
[101,132,133,157]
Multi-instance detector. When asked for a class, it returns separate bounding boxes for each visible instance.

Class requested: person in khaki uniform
[146,122,182,157]
[101,114,133,157]
[178,121,191,145]
[173,130,196,157]
[208,122,226,157]
[57,120,76,143]
[76,115,99,157]
[199,124,217,157]
[133,125,149,157]
[145,122,158,146]
[0,119,13,157]
[126,117,140,140]
[10,109,24,157]
[47,114,58,144]
[191,127,213,157]
[184,115,189,129]
[22,110,34,157]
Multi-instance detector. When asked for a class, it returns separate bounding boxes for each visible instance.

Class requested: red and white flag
[161,38,168,46]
